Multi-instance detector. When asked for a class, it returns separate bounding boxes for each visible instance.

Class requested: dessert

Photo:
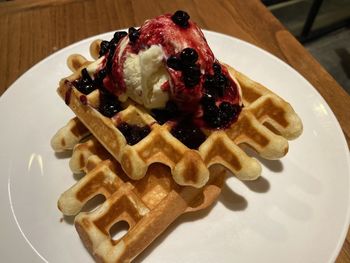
[54,11,302,188]
[52,10,302,262]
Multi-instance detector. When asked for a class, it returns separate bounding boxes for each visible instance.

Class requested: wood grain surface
[0,0,349,262]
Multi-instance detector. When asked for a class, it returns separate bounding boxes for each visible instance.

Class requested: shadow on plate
[61,194,106,226]
[241,145,284,173]
[134,181,248,263]
[54,150,72,159]
[243,176,270,193]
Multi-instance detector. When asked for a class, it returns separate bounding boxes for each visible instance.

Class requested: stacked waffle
[53,119,226,262]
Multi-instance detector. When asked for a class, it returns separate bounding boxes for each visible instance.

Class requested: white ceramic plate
[0,31,349,263]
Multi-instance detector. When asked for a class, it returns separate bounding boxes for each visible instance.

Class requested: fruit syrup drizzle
[71,11,242,149]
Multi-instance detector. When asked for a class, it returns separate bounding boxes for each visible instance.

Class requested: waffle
[55,39,302,188]
[54,120,226,262]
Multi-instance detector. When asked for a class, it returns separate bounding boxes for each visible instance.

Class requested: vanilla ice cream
[119,44,170,109]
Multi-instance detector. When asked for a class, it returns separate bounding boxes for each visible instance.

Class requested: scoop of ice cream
[120,45,170,109]
[98,11,242,129]
[106,13,218,112]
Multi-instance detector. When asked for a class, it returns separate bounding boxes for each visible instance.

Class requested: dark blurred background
[262,0,350,95]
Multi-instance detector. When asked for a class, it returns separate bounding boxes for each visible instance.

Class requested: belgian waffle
[54,39,302,188]
[54,120,226,262]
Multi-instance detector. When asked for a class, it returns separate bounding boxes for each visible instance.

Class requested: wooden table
[1,0,349,262]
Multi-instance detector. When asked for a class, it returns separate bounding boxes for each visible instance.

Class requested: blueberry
[117,122,129,134]
[204,113,222,128]
[99,93,122,118]
[215,73,227,96]
[171,10,190,28]
[74,68,96,95]
[213,62,221,74]
[219,101,234,113]
[81,68,93,83]
[94,68,107,85]
[201,93,216,107]
[113,31,127,43]
[165,100,179,114]
[203,103,224,128]
[128,27,140,43]
[167,55,182,70]
[216,73,227,87]
[99,41,110,57]
[183,64,201,88]
[108,35,118,48]
[183,74,200,88]
[183,64,200,76]
[151,109,170,124]
[151,101,179,124]
[203,102,242,128]
[203,74,221,98]
[171,120,206,149]
[117,122,151,145]
[203,74,215,89]
[75,82,95,95]
[220,102,241,121]
[180,48,198,64]
[100,102,121,118]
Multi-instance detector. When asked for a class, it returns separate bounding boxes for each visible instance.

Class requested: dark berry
[151,109,169,124]
[219,101,234,113]
[203,74,215,89]
[180,48,198,64]
[117,122,151,145]
[99,41,110,57]
[183,64,200,77]
[81,68,93,83]
[75,82,95,95]
[216,73,227,87]
[117,122,129,134]
[201,93,216,107]
[183,74,200,88]
[183,64,201,88]
[113,31,127,43]
[151,109,168,124]
[215,73,227,96]
[94,68,107,85]
[203,74,221,98]
[167,55,182,70]
[165,100,179,114]
[171,121,206,149]
[100,103,120,118]
[99,92,122,118]
[213,62,221,74]
[171,10,190,28]
[151,101,179,124]
[220,102,241,121]
[74,68,96,95]
[203,103,223,128]
[203,102,241,128]
[128,27,140,43]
